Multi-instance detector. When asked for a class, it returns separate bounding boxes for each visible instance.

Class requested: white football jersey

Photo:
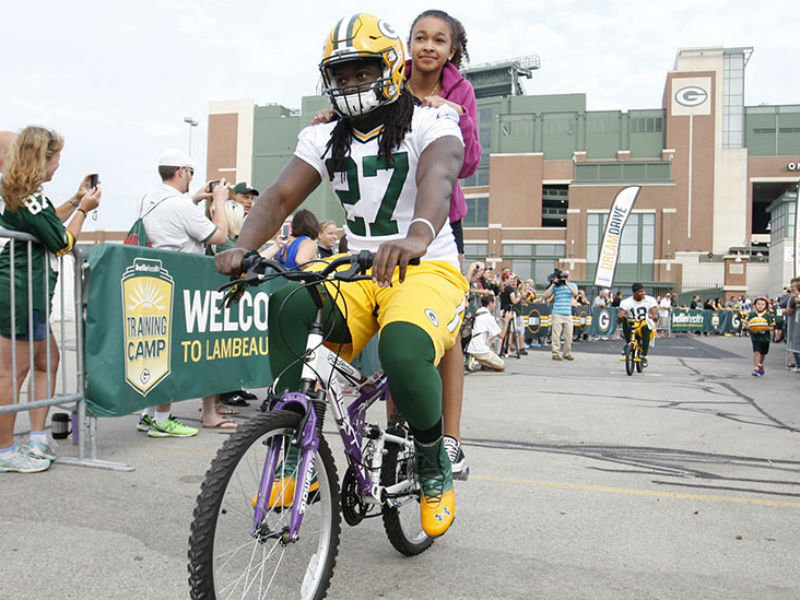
[620,294,658,327]
[294,104,464,268]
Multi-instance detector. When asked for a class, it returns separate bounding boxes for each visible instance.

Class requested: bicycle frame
[252,316,414,542]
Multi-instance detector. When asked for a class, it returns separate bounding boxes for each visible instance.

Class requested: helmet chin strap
[334,88,381,117]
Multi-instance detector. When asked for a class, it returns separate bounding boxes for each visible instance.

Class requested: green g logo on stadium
[675,86,708,107]
[121,258,174,396]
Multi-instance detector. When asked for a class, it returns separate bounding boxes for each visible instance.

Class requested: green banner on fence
[85,244,275,417]
[525,303,552,339]
[590,307,619,337]
[670,309,708,332]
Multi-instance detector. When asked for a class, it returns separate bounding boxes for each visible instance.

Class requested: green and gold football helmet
[319,13,405,117]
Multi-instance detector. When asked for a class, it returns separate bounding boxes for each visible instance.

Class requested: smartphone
[89,174,99,188]
[281,223,290,238]
[209,180,220,192]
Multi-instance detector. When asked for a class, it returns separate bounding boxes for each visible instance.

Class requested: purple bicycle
[188,251,432,600]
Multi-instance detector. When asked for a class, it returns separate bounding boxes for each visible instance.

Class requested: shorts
[450,219,464,254]
[322,259,469,365]
[0,309,50,341]
[751,339,770,355]
[471,350,505,371]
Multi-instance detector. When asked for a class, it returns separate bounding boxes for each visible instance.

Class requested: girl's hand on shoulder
[311,110,336,125]
[421,96,464,115]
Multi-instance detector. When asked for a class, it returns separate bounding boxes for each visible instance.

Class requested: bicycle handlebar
[218,250,420,305]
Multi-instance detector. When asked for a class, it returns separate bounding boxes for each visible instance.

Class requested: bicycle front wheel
[188,410,340,600]
[381,433,433,556]
[624,342,635,376]
[635,345,644,373]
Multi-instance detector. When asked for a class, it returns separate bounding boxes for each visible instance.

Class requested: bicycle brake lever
[219,272,264,308]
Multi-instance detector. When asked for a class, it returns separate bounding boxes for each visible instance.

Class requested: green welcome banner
[85,244,275,417]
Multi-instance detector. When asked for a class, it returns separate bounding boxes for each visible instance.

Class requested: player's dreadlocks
[324,91,416,177]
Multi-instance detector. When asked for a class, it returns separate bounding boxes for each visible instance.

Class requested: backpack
[460,311,476,342]
[123,217,150,247]
[123,193,174,247]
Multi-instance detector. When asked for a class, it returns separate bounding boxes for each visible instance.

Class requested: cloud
[2,0,798,231]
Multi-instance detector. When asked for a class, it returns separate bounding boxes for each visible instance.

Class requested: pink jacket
[406,60,481,223]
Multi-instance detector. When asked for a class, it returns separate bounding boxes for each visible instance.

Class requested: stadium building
[205,46,800,298]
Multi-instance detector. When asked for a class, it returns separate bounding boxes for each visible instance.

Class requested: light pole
[184,117,198,156]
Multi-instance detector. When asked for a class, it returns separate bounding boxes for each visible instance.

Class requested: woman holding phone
[0,126,101,473]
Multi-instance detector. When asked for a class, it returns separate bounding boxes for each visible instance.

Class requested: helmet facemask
[321,56,396,118]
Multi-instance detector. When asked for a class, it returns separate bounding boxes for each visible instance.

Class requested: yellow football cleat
[420,486,456,538]
[415,438,456,537]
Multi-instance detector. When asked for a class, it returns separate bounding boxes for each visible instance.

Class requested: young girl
[405,9,480,478]
[312,10,480,480]
[744,296,774,376]
[405,9,481,261]
[0,127,101,472]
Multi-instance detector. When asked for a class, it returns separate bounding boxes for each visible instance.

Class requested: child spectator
[743,296,774,376]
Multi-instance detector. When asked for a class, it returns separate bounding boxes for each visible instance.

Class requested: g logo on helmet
[377,19,398,39]
[675,86,708,107]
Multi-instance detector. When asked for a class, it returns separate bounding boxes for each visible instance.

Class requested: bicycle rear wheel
[624,342,635,376]
[635,345,644,373]
[188,410,340,600]
[381,431,433,556]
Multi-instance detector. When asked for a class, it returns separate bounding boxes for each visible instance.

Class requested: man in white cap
[135,148,235,436]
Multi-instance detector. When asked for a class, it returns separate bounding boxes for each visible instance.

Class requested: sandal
[202,418,238,431]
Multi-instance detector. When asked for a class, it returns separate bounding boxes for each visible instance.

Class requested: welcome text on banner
[85,244,276,417]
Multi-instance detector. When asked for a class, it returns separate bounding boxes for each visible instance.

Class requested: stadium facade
[206,46,800,298]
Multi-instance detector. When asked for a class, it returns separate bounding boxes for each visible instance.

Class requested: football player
[215,13,467,537]
[617,282,659,367]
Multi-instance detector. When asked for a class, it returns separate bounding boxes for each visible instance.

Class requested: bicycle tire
[635,344,644,373]
[624,342,635,376]
[188,410,341,600]
[381,433,433,556]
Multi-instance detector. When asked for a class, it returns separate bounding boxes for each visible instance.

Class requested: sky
[3,0,799,231]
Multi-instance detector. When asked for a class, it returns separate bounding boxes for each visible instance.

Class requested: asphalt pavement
[2,334,799,599]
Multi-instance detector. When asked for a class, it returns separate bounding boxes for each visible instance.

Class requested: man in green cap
[232,182,258,214]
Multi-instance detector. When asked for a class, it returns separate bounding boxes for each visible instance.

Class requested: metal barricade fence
[786,307,800,368]
[0,227,131,471]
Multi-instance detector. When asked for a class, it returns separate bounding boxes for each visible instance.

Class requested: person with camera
[135,149,236,435]
[499,272,526,356]
[466,294,513,371]
[543,268,578,361]
[0,126,101,472]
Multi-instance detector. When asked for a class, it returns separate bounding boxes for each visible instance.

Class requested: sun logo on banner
[127,280,168,312]
[121,259,174,396]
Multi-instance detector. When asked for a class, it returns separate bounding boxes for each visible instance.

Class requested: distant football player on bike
[617,282,659,368]
[215,13,468,538]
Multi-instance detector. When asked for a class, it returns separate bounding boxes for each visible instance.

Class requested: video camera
[547,268,567,286]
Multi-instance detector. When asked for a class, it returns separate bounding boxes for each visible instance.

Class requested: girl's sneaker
[25,434,59,460]
[0,445,51,473]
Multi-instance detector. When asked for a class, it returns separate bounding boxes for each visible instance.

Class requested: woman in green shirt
[0,126,101,473]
